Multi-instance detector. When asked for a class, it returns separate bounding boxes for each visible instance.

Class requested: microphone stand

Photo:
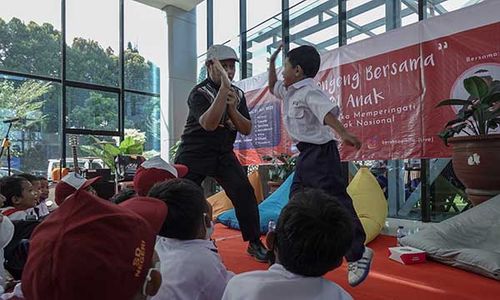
[0,122,13,176]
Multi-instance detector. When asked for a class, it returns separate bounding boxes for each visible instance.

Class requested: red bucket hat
[133,156,188,196]
[54,172,101,205]
[22,190,167,300]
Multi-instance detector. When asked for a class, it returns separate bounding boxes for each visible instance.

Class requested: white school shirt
[222,263,352,300]
[273,78,339,144]
[0,207,28,221]
[153,237,234,300]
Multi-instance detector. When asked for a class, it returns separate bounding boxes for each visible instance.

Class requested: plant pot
[448,134,500,206]
[267,180,283,195]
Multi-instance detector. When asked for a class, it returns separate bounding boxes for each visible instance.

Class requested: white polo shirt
[273,79,339,145]
[222,263,352,300]
[153,237,234,300]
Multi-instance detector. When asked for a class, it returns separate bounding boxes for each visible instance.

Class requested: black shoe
[247,240,269,263]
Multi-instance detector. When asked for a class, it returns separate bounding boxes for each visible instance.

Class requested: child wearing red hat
[54,172,101,206]
[133,156,188,196]
[10,189,168,300]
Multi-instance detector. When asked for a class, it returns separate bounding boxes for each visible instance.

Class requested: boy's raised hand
[270,43,283,63]
[211,58,231,90]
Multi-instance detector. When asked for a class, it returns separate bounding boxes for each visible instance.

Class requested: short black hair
[276,189,353,277]
[286,45,321,78]
[110,188,137,205]
[37,176,48,181]
[0,176,31,207]
[17,173,39,183]
[148,178,209,240]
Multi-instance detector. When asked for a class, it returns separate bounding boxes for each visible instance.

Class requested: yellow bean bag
[347,167,388,244]
[207,171,264,220]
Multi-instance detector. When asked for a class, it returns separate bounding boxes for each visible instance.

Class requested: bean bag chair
[217,172,294,233]
[207,171,264,220]
[401,194,500,280]
[347,167,388,244]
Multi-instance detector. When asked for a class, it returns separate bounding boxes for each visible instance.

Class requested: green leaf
[450,123,467,134]
[436,99,472,107]
[487,118,500,130]
[103,144,121,157]
[445,119,465,128]
[482,91,500,106]
[126,144,143,155]
[464,76,489,98]
[119,136,135,152]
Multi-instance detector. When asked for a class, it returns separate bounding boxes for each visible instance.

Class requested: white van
[47,157,106,181]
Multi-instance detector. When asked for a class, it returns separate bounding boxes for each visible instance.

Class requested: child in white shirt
[148,179,234,300]
[223,189,354,300]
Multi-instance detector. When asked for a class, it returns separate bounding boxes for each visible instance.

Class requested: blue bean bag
[217,172,295,234]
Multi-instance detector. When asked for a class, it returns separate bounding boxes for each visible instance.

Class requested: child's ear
[295,65,304,77]
[144,269,162,296]
[11,196,21,206]
[265,231,276,251]
[203,213,211,228]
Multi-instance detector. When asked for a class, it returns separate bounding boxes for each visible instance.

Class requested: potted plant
[82,129,146,174]
[262,153,296,194]
[437,74,500,206]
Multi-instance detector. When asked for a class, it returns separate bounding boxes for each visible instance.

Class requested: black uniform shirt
[175,78,251,175]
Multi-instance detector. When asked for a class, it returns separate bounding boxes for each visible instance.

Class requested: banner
[234,1,500,165]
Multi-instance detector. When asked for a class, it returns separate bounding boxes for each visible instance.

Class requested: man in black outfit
[175,45,268,262]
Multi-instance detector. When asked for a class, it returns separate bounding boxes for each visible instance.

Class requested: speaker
[85,168,112,181]
[91,181,116,200]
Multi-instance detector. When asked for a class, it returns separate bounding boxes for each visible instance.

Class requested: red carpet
[213,224,500,300]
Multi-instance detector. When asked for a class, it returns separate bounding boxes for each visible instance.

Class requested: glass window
[247,0,281,30]
[401,0,419,27]
[213,1,241,81]
[66,87,119,132]
[125,93,160,154]
[427,0,484,18]
[66,0,119,86]
[124,0,166,94]
[65,134,117,170]
[0,0,61,78]
[197,1,207,55]
[197,53,208,83]
[429,159,469,222]
[0,75,60,177]
[213,0,240,44]
[347,0,386,44]
[247,17,282,77]
[289,0,339,53]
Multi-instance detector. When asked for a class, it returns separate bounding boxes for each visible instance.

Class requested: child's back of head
[148,178,209,240]
[276,189,354,277]
[286,45,321,78]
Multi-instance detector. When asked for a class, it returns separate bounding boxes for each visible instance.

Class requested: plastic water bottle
[268,220,276,233]
[396,226,406,246]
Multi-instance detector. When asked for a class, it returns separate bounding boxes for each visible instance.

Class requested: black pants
[290,140,366,262]
[183,152,261,242]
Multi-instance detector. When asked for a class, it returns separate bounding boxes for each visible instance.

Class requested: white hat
[206,45,239,62]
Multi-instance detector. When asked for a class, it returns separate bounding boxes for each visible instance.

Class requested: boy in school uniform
[222,189,354,300]
[268,44,372,286]
[0,176,37,221]
[148,178,234,300]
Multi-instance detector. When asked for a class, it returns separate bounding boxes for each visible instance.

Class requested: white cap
[206,45,239,62]
[140,156,180,178]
